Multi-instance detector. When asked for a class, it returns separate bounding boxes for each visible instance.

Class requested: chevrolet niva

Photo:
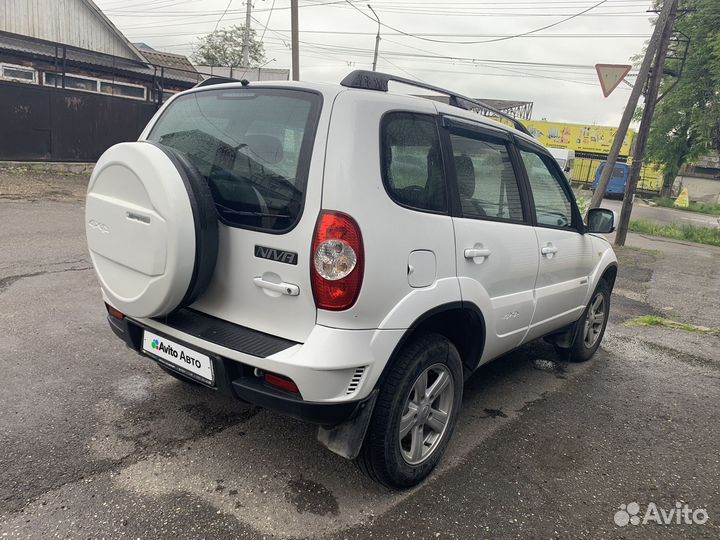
[86,71,617,488]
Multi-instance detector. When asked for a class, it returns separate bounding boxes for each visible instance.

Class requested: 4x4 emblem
[88,219,110,234]
[254,245,298,265]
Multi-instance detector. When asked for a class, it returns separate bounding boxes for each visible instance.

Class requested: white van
[549,148,576,179]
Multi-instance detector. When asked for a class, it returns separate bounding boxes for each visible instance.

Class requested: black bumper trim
[151,308,298,358]
[107,315,364,427]
[231,378,364,426]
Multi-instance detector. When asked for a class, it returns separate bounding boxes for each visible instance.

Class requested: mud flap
[317,390,379,460]
[544,320,579,360]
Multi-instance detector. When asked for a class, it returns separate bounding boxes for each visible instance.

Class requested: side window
[520,149,574,229]
[449,129,524,222]
[381,113,447,213]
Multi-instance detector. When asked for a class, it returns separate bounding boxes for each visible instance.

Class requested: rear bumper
[108,314,374,426]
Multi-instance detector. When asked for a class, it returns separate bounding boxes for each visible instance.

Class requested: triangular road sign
[595,64,632,97]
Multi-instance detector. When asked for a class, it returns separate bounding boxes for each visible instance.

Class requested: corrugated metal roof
[137,47,200,83]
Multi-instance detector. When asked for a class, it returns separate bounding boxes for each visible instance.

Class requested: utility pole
[243,0,252,68]
[589,0,678,210]
[368,4,381,71]
[291,0,299,80]
[615,0,678,246]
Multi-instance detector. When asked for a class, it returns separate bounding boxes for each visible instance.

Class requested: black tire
[560,280,611,362]
[357,333,463,488]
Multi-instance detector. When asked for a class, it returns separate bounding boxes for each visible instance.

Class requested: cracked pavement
[1,171,719,539]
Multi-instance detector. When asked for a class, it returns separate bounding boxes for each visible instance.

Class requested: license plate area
[142,330,215,385]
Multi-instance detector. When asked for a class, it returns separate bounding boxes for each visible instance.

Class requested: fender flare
[375,301,487,389]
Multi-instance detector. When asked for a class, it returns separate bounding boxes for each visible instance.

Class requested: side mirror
[586,208,616,233]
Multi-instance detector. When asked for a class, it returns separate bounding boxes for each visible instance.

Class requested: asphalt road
[1,173,720,539]
[600,198,720,228]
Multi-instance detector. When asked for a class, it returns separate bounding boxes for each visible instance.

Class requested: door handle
[253,277,299,296]
[541,244,559,257]
[464,248,492,261]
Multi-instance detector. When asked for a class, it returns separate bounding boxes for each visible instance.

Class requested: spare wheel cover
[85,142,218,318]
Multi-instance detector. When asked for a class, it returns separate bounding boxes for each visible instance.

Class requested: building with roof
[0,0,200,161]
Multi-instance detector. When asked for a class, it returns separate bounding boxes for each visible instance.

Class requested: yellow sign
[674,187,690,207]
[523,120,635,156]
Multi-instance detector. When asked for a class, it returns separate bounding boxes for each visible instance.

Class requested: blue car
[592,162,628,199]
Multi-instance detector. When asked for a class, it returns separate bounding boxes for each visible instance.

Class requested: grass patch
[653,196,720,216]
[629,219,720,247]
[625,315,718,334]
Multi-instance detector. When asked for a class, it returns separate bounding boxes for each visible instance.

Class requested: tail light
[311,210,364,311]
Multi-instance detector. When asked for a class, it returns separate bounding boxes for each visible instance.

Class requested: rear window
[148,88,321,232]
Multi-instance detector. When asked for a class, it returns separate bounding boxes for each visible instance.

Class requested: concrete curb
[0,161,94,175]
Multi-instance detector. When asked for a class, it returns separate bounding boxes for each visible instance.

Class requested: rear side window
[381,113,447,213]
[148,88,321,232]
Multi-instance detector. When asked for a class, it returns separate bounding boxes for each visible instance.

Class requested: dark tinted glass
[381,113,447,212]
[449,130,524,222]
[148,88,321,232]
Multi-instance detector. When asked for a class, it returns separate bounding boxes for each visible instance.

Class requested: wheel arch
[375,302,486,390]
[599,263,618,290]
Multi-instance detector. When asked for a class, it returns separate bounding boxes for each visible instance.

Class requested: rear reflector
[105,303,125,320]
[264,373,300,394]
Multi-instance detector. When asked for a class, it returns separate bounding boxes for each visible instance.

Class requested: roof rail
[340,70,532,137]
[194,76,250,88]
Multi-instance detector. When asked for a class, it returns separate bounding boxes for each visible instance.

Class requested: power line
[343,0,615,44]
[213,0,235,32]
[259,0,277,44]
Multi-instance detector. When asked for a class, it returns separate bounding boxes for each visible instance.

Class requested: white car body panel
[453,219,539,362]
[525,227,595,342]
[316,90,458,331]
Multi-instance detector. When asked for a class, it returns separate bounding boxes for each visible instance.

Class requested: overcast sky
[94,0,655,126]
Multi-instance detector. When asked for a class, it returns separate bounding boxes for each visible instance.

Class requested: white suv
[86,71,618,488]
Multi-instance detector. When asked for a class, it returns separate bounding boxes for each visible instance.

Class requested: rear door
[145,86,327,343]
[516,144,594,341]
[444,119,539,361]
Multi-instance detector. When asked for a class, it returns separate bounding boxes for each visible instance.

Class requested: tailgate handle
[464,248,491,259]
[253,277,300,296]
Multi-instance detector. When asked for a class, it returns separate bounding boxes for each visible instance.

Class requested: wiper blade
[214,202,289,219]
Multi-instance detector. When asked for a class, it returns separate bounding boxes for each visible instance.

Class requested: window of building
[43,72,147,101]
[1,63,37,84]
[44,72,98,92]
[100,81,146,100]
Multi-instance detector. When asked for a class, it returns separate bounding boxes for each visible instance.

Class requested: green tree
[643,0,720,195]
[192,25,266,67]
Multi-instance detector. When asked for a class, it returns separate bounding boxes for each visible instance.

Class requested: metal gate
[0,80,157,162]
